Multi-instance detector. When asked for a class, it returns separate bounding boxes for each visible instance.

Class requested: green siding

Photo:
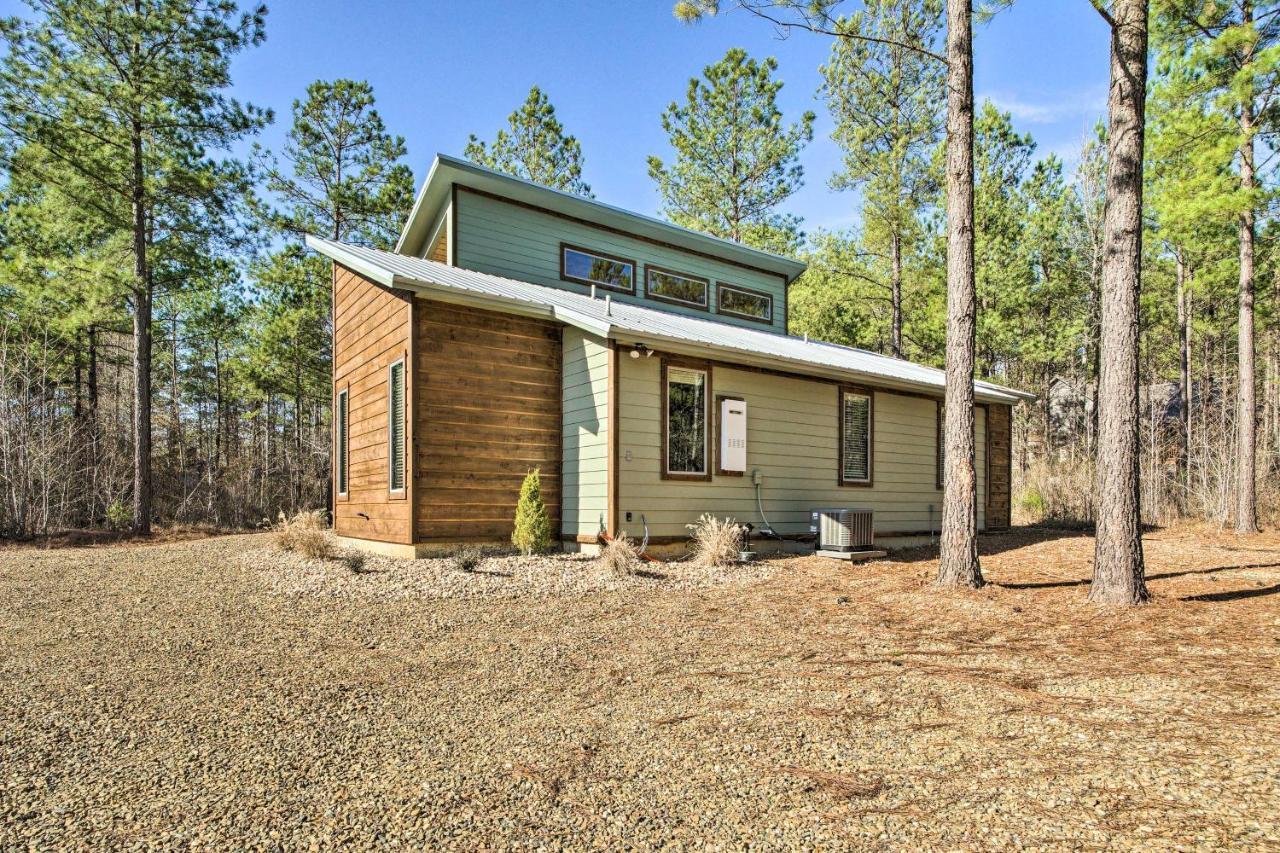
[454,190,790,332]
[615,357,986,540]
[561,328,610,538]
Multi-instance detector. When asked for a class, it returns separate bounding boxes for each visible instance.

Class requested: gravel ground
[2,526,1278,850]
[253,545,783,601]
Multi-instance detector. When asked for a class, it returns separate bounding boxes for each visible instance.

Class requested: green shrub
[1019,487,1047,518]
[511,468,552,556]
[105,500,131,531]
[451,545,484,573]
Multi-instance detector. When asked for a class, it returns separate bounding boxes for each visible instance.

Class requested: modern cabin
[307,154,1032,557]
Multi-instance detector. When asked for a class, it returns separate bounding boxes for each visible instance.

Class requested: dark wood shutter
[337,390,349,495]
[389,362,405,491]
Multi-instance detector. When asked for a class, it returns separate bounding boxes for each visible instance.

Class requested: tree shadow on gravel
[887,526,1092,564]
[1181,582,1280,603]
[995,561,1280,591]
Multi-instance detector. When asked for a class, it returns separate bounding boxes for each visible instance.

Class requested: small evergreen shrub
[1019,486,1047,518]
[511,468,552,556]
[686,514,745,568]
[105,500,131,531]
[451,545,484,573]
[342,551,368,574]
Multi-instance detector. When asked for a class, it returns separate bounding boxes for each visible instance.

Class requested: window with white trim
[336,388,349,497]
[840,388,872,485]
[666,366,708,476]
[388,360,406,492]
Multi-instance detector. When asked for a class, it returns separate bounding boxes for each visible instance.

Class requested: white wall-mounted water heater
[720,398,747,472]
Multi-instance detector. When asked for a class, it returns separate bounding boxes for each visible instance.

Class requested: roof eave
[394,153,808,280]
[613,329,1028,405]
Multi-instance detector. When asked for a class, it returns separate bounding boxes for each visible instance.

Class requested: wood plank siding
[986,403,1012,529]
[333,264,413,544]
[413,300,562,541]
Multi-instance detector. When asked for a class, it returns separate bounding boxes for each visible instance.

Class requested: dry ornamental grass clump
[686,514,745,567]
[596,534,642,576]
[273,510,334,560]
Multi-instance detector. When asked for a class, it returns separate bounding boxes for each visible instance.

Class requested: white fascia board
[549,306,611,338]
[393,155,444,254]
[305,235,397,288]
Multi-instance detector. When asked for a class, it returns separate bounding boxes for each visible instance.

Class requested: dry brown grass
[2,523,1278,848]
[596,534,642,576]
[272,510,333,559]
[686,514,745,567]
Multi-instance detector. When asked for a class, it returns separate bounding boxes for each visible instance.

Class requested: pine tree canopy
[464,86,592,197]
[648,47,815,255]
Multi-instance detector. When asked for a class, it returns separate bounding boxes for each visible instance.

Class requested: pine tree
[512,468,552,556]
[260,79,415,248]
[648,48,815,255]
[1153,0,1280,533]
[465,86,592,196]
[820,0,944,356]
[935,0,983,588]
[1089,0,1150,605]
[673,1,985,585]
[0,0,269,534]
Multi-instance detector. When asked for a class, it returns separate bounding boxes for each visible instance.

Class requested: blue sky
[3,0,1113,234]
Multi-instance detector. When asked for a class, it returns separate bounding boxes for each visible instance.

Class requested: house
[306,154,1032,558]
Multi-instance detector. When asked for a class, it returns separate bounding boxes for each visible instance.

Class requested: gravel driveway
[2,528,1278,849]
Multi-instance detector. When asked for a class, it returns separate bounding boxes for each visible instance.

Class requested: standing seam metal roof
[307,235,1033,405]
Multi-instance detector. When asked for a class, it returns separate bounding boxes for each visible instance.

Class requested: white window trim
[336,387,349,498]
[387,359,406,495]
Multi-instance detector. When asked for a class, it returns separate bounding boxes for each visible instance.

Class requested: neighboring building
[308,154,1032,557]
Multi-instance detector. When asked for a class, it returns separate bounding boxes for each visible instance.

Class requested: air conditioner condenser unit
[811,508,885,561]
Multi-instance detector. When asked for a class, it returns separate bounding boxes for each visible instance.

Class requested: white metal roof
[393,154,808,282]
[307,235,1033,405]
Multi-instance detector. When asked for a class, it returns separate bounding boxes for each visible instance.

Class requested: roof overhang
[394,154,808,282]
[307,234,1031,406]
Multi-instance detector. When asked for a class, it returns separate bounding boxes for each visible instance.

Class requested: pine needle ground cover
[1,525,1277,848]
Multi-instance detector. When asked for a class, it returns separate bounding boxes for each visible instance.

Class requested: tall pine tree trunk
[1089,0,1148,605]
[1236,2,1259,533]
[890,229,903,358]
[131,120,152,536]
[936,0,982,589]
[1177,252,1190,488]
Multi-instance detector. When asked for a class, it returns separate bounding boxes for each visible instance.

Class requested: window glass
[718,285,772,321]
[648,268,708,307]
[667,367,707,474]
[563,246,634,291]
[841,391,871,483]
[389,361,405,491]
